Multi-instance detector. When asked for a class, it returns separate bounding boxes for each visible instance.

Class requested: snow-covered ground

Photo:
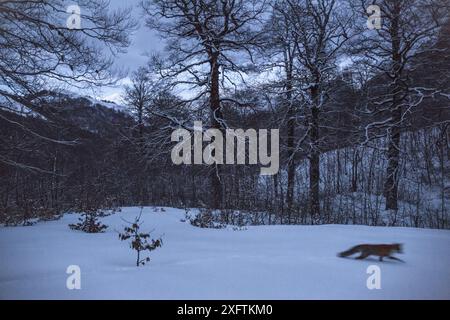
[0,207,449,299]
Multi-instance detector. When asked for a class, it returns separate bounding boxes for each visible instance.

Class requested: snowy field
[0,207,449,300]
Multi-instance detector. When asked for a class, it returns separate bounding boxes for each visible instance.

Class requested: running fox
[338,244,404,262]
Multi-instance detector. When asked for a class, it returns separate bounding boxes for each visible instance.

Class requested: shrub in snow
[184,208,254,228]
[103,197,121,213]
[69,207,108,233]
[1,200,63,227]
[2,207,36,227]
[187,208,226,229]
[3,215,36,227]
[119,209,163,266]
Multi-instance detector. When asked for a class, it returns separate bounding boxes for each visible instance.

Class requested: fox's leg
[388,256,405,263]
[379,256,383,262]
[355,252,370,260]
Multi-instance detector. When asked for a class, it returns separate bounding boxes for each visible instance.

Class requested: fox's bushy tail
[338,246,359,258]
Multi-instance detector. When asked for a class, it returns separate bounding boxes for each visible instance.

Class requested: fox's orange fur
[338,244,404,262]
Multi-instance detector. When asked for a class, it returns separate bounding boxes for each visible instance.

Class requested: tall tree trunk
[384,2,402,211]
[384,105,401,211]
[286,71,295,213]
[137,104,146,205]
[351,149,358,193]
[309,87,320,221]
[210,53,223,209]
[137,105,144,156]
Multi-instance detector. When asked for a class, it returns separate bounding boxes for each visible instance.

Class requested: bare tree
[353,0,450,211]
[123,67,156,156]
[0,0,136,169]
[264,0,300,216]
[278,0,353,221]
[141,0,267,208]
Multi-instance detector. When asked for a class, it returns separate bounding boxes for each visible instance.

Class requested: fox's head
[393,243,403,253]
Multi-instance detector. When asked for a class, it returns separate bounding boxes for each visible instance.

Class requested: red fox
[338,244,404,262]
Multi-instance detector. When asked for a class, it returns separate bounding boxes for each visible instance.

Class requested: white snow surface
[0,207,449,300]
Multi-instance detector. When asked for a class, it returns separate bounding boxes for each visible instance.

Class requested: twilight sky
[85,0,350,105]
[94,0,165,103]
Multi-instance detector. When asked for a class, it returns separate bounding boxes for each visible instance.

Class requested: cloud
[97,0,165,101]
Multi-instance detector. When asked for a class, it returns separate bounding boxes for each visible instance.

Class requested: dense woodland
[0,0,449,228]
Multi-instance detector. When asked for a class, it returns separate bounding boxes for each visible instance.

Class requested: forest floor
[0,206,449,299]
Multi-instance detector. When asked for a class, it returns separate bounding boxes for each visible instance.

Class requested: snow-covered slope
[0,207,449,299]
